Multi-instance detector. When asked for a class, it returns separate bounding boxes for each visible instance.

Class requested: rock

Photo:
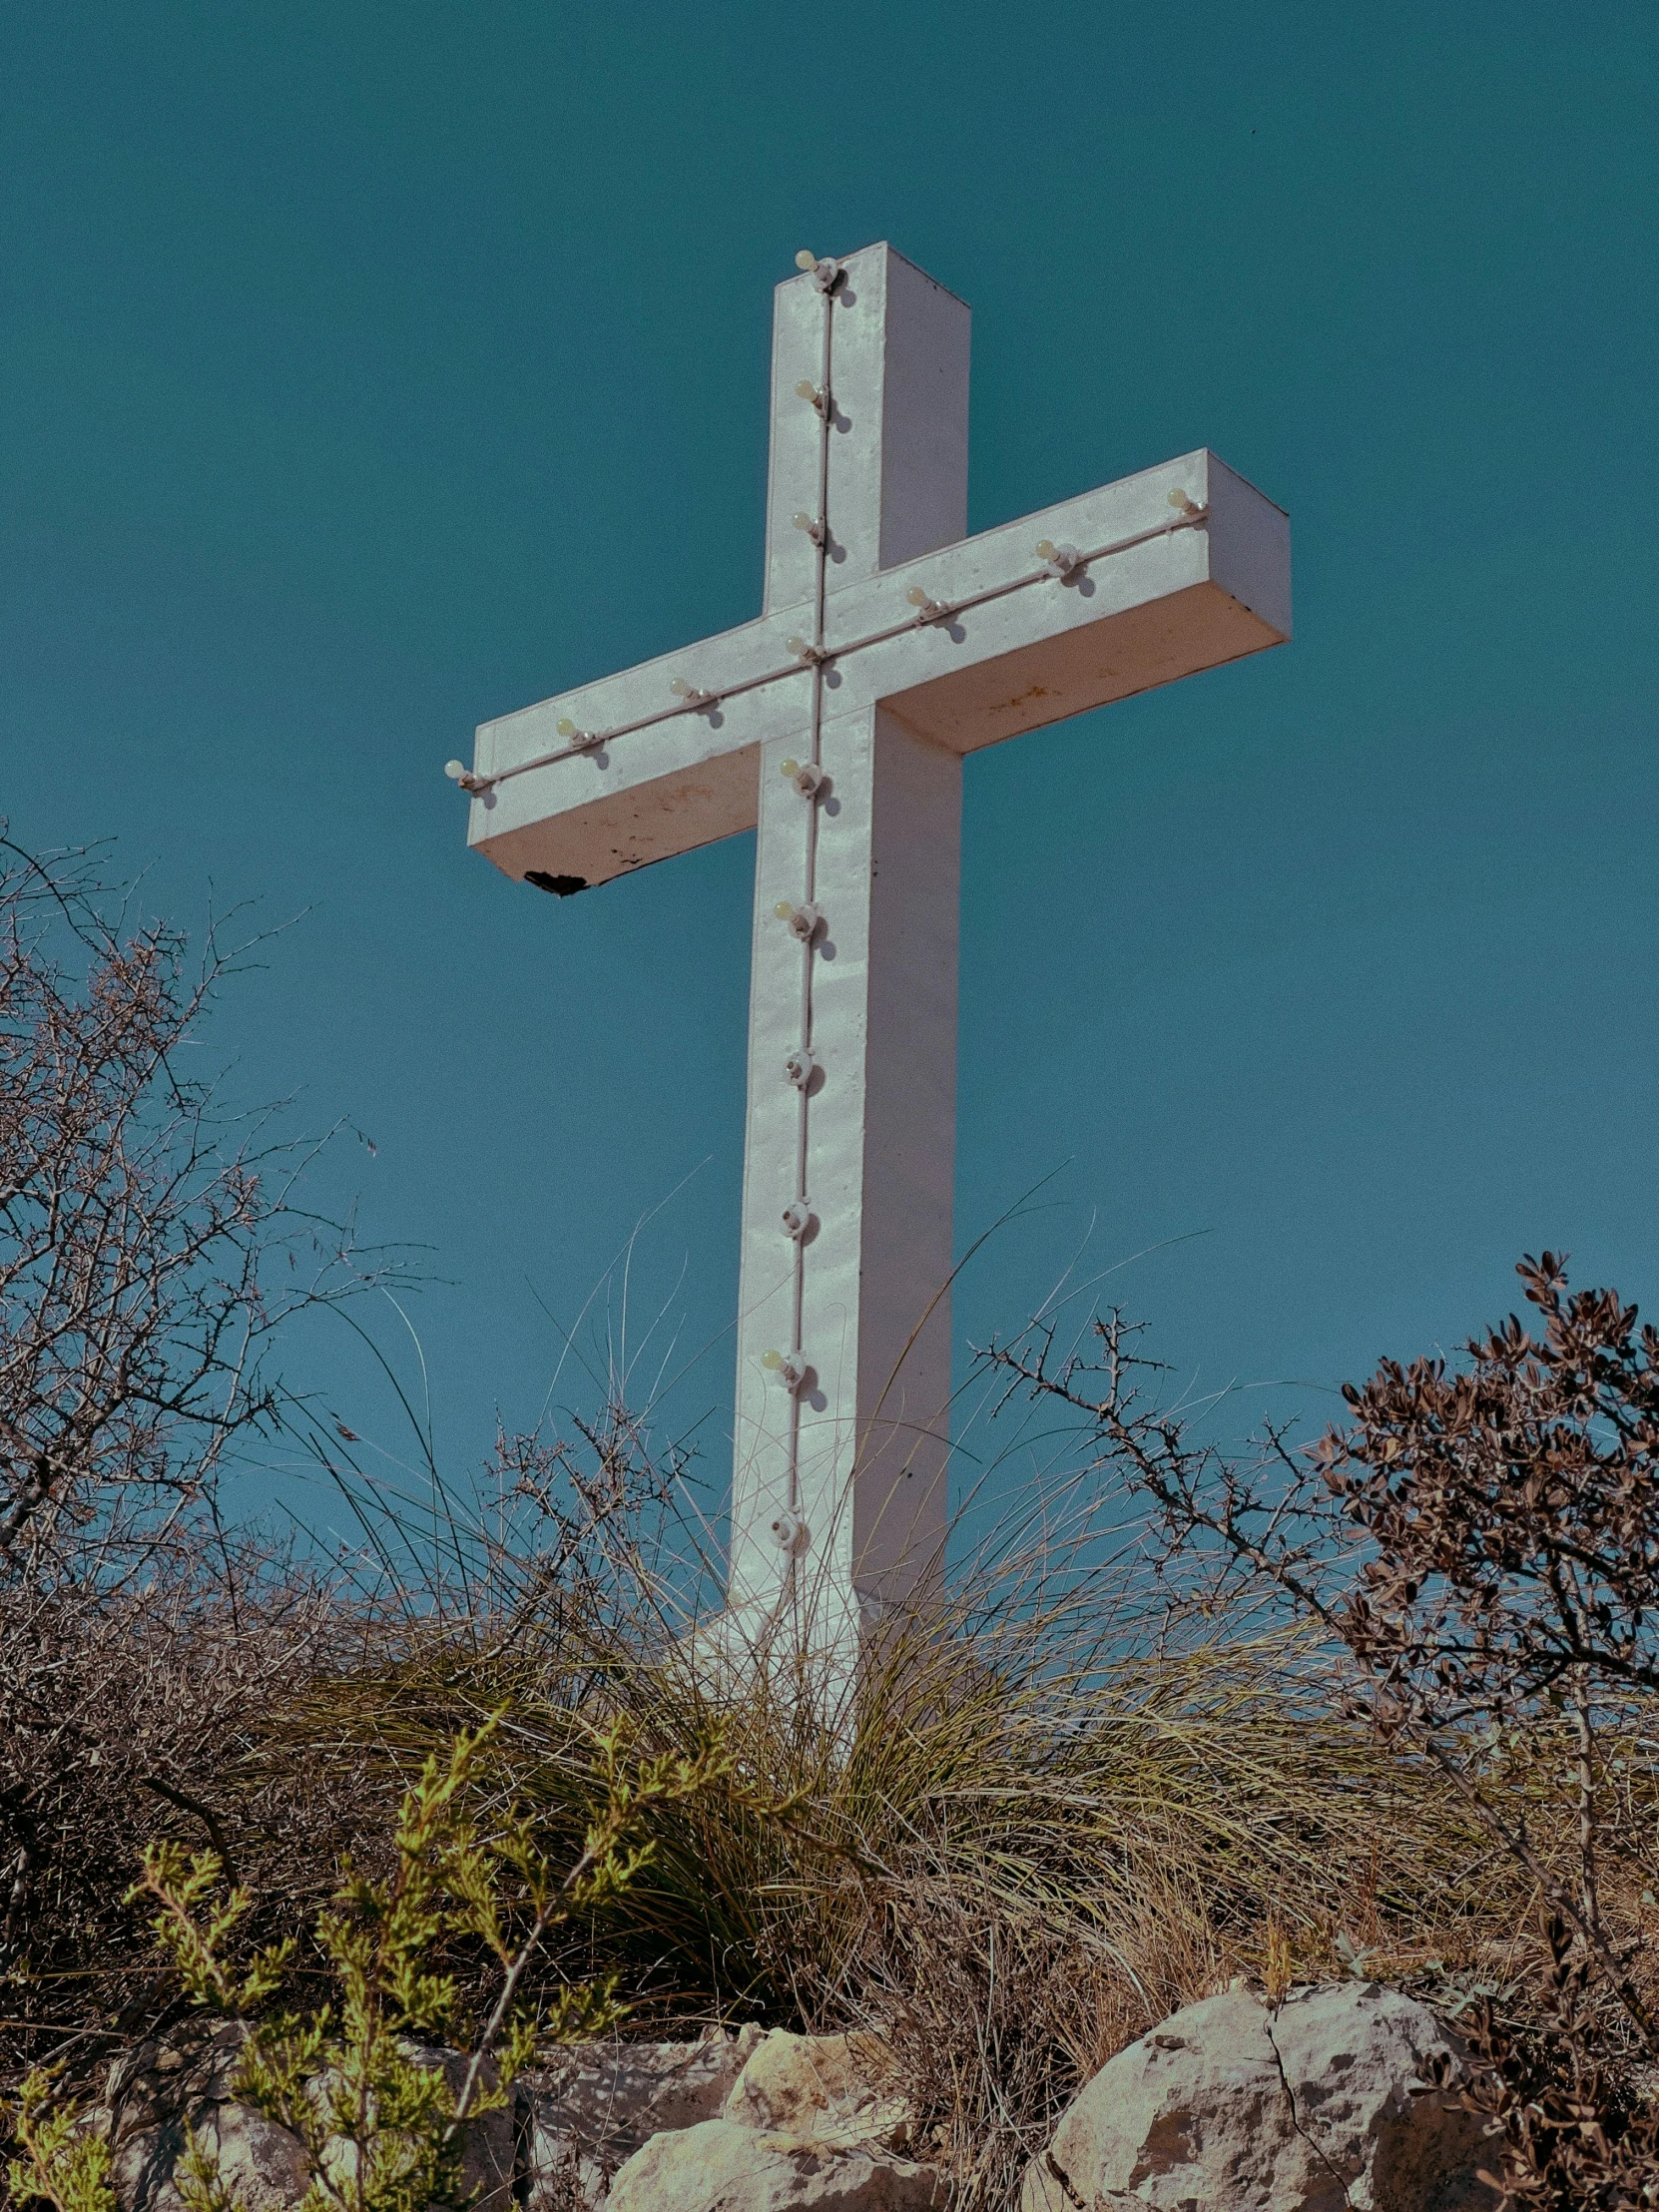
[523,2032,761,2209]
[1021,1982,1496,2212]
[607,2119,944,2212]
[106,2022,309,2212]
[100,2019,923,2212]
[723,2031,913,2150]
[103,2021,513,2212]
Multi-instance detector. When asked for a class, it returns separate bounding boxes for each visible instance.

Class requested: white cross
[449,243,1290,1663]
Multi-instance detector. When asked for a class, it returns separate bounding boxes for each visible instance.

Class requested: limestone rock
[103,2021,513,2212]
[106,2022,308,2212]
[607,2118,944,2212]
[723,2030,913,2150]
[523,2031,761,2209]
[1021,1982,1496,2212]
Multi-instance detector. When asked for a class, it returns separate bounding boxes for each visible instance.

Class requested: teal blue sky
[4,3,1656,1525]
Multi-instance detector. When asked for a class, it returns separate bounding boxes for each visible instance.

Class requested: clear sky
[4,3,1656,1532]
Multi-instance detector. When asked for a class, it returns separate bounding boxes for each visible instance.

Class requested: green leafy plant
[113,1708,736,2212]
[5,2069,116,2212]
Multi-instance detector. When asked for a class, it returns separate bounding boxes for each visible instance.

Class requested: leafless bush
[0,837,393,2074]
[982,1254,1659,2206]
[0,836,372,1570]
[0,1537,385,2073]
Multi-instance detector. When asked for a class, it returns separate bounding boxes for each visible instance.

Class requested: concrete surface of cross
[448,243,1291,1663]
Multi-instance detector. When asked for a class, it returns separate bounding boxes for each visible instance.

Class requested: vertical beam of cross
[728,251,970,1652]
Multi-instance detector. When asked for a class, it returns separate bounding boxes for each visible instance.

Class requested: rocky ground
[95,1982,1498,2212]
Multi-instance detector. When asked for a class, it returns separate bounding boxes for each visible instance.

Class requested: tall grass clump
[240,1391,1540,2212]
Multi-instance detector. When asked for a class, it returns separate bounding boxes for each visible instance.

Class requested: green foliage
[5,2070,115,2212]
[129,1708,737,2212]
[132,1844,293,2019]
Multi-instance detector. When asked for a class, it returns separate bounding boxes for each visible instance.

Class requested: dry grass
[223,1518,1547,2211]
[0,1426,1581,2211]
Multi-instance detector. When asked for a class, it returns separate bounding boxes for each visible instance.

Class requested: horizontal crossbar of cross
[462,501,1209,792]
[458,447,1289,894]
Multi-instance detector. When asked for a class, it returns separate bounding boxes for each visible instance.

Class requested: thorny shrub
[0,837,390,2073]
[0,836,370,1569]
[984,1253,1659,2208]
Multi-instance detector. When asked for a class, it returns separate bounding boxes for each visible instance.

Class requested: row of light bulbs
[763,265,841,1445]
[447,485,1206,794]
